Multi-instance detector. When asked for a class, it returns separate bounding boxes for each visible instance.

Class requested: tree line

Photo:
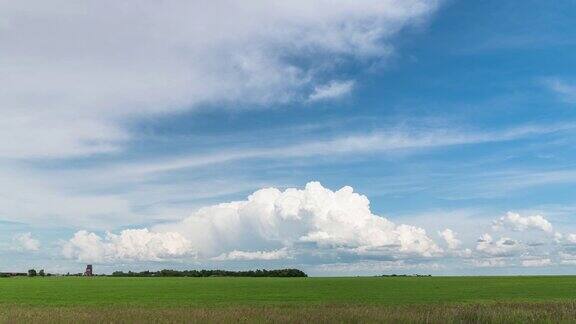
[111,268,307,277]
[0,269,50,277]
[1,268,307,278]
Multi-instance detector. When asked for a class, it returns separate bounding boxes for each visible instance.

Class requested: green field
[2,276,576,322]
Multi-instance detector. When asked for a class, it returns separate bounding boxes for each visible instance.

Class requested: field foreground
[3,303,576,323]
[2,276,576,322]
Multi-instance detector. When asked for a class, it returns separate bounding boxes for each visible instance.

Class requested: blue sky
[2,0,576,275]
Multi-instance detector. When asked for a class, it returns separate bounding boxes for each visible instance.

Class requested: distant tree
[28,269,37,277]
[110,268,307,278]
[39,269,45,277]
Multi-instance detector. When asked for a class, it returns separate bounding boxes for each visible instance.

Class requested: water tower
[84,264,93,276]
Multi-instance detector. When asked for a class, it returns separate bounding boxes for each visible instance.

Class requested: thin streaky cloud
[544,78,576,103]
[111,123,575,176]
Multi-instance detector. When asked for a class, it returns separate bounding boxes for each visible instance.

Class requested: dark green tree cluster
[26,269,48,277]
[379,274,432,277]
[0,272,27,277]
[111,268,307,277]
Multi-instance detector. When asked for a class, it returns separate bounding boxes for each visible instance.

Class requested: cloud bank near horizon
[60,182,576,271]
[62,182,443,263]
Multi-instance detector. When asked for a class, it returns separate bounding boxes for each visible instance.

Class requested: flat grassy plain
[2,276,576,322]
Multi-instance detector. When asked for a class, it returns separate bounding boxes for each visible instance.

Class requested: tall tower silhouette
[84,264,93,276]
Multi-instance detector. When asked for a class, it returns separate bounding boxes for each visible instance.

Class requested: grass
[1,276,576,306]
[2,276,576,322]
[4,303,576,323]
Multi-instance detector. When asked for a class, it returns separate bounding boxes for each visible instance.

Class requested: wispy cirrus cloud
[110,123,575,176]
[0,0,442,159]
[1,122,573,229]
[308,80,355,102]
[544,78,576,103]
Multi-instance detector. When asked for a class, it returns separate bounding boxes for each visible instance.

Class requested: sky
[2,0,576,276]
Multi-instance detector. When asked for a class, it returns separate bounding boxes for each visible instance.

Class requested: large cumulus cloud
[157,182,442,258]
[61,183,576,270]
[64,182,442,262]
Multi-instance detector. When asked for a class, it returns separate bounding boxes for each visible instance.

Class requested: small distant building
[84,264,93,276]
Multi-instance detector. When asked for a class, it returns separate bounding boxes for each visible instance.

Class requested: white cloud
[313,260,443,273]
[471,257,507,268]
[554,232,564,243]
[0,122,570,229]
[0,164,263,228]
[565,233,576,243]
[453,248,473,258]
[13,232,40,251]
[56,181,576,270]
[65,182,442,263]
[154,181,442,258]
[439,229,461,249]
[308,80,355,102]
[521,258,552,267]
[62,229,193,263]
[559,252,576,265]
[0,0,441,159]
[213,248,291,261]
[492,212,553,233]
[476,233,522,256]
